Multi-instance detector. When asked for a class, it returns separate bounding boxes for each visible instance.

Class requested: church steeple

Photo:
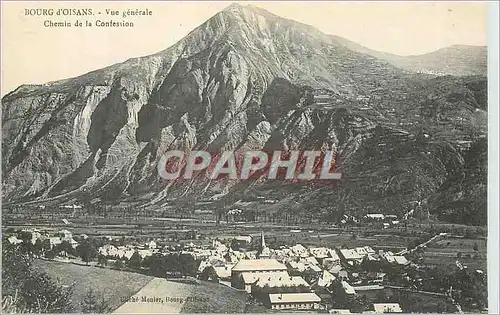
[261,230,266,249]
[258,231,270,259]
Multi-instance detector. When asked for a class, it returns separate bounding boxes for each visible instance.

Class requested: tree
[186,230,198,240]
[18,231,33,245]
[329,280,369,313]
[21,272,74,312]
[18,232,34,255]
[44,249,57,260]
[2,242,74,313]
[375,290,388,302]
[142,255,152,269]
[76,241,98,265]
[58,240,76,257]
[81,288,111,313]
[2,242,32,297]
[148,254,167,277]
[42,239,52,252]
[178,254,198,276]
[81,288,97,313]
[97,255,107,266]
[128,252,143,269]
[113,259,125,270]
[33,239,44,257]
[165,253,180,274]
[117,236,126,246]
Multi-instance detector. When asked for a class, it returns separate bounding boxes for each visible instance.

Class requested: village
[4,212,487,314]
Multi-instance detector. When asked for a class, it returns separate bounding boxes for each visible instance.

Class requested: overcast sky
[1,1,488,96]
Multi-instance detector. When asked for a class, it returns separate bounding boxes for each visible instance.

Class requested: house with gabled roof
[313,270,336,288]
[7,235,22,245]
[355,246,375,257]
[253,273,309,289]
[309,247,330,260]
[341,281,357,295]
[291,244,309,258]
[373,303,402,313]
[202,264,234,282]
[240,271,290,293]
[231,259,287,290]
[329,309,351,314]
[339,249,364,265]
[267,293,321,310]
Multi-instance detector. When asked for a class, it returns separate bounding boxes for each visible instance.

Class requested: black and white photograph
[1,1,497,313]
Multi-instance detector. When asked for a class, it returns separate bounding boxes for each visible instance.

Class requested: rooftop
[373,303,403,313]
[342,281,357,295]
[232,259,287,272]
[340,249,363,260]
[269,293,321,304]
[241,271,289,284]
[213,265,234,278]
[254,274,309,288]
[393,256,409,265]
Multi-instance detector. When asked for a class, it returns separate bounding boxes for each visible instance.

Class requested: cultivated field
[422,237,487,270]
[114,278,249,313]
[33,260,153,312]
[33,260,249,313]
[359,288,457,313]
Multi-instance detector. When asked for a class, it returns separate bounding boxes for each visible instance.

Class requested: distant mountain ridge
[333,37,487,76]
[2,4,487,225]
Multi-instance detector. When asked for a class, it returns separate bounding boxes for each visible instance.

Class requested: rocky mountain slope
[1,4,487,225]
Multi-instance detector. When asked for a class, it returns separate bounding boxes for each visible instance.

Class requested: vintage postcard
[1,1,497,314]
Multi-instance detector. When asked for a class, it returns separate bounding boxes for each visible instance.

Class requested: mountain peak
[222,2,263,15]
[216,3,323,39]
[223,3,263,11]
[223,2,242,11]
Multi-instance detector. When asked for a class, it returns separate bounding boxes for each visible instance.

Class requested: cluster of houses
[7,228,83,249]
[98,240,158,260]
[336,213,403,229]
[7,228,409,313]
[363,214,400,229]
[195,232,408,313]
[7,228,165,261]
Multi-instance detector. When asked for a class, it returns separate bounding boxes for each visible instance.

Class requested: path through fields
[113,278,191,313]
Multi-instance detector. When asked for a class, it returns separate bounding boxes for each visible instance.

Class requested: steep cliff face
[1,4,487,225]
[429,137,487,225]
